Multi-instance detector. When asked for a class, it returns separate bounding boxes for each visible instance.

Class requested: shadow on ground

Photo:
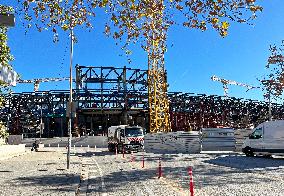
[204,155,284,170]
[11,173,80,192]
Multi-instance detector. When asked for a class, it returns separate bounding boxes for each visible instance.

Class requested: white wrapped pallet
[201,128,235,151]
[144,131,200,154]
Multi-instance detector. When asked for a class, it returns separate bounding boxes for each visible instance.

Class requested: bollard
[122,146,125,158]
[87,145,89,151]
[58,143,59,148]
[95,145,97,152]
[189,167,194,196]
[130,151,134,162]
[142,153,145,168]
[115,146,118,156]
[81,145,82,148]
[48,144,50,147]
[158,158,162,178]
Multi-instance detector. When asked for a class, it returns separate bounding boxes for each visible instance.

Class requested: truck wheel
[244,147,254,157]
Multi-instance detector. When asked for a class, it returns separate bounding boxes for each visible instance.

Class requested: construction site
[2,1,284,196]
[1,64,283,138]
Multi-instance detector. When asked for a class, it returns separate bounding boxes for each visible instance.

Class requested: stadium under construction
[1,65,284,138]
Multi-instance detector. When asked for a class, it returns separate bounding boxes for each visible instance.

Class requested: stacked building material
[144,131,200,154]
[201,128,235,151]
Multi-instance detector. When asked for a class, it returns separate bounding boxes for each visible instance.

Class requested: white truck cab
[242,120,284,157]
[108,125,145,152]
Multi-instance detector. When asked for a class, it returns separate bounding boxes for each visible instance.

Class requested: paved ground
[2,145,284,195]
[84,148,284,196]
[0,148,83,196]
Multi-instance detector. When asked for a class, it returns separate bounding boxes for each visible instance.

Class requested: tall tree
[17,0,262,49]
[261,41,284,99]
[16,0,263,132]
[0,5,14,70]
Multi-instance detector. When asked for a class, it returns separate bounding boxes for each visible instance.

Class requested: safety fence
[144,128,254,153]
[144,131,201,154]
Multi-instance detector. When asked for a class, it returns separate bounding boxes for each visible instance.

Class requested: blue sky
[5,1,284,101]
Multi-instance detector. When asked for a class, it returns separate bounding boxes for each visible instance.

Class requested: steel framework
[2,66,284,137]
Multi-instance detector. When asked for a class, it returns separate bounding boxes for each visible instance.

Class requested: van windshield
[125,128,143,137]
[251,127,263,139]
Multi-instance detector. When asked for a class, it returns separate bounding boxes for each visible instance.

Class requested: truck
[107,125,145,153]
[242,120,284,157]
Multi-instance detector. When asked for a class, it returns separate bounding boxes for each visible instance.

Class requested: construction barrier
[201,128,235,151]
[144,131,200,154]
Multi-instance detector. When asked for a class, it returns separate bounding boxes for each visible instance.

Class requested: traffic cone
[158,158,162,178]
[189,167,194,196]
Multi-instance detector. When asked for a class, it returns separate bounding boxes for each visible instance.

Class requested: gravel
[2,146,284,196]
[87,148,284,196]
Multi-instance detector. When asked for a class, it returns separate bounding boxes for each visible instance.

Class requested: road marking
[94,158,106,193]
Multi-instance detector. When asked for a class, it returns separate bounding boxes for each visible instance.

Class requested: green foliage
[105,0,262,51]
[0,5,14,70]
[17,0,262,50]
[18,0,97,42]
[0,122,8,140]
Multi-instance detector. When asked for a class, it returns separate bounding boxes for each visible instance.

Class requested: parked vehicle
[242,120,284,157]
[107,125,145,153]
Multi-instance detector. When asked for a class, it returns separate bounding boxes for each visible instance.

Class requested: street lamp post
[67,28,74,169]
[40,93,43,142]
[268,89,272,121]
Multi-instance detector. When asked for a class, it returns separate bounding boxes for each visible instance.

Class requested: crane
[147,1,171,133]
[211,75,273,121]
[211,75,259,97]
[17,77,70,92]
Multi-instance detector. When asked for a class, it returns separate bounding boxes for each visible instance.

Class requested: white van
[242,120,284,157]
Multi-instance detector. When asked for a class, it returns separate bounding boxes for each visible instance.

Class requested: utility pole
[268,90,272,121]
[67,28,74,169]
[40,92,43,142]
